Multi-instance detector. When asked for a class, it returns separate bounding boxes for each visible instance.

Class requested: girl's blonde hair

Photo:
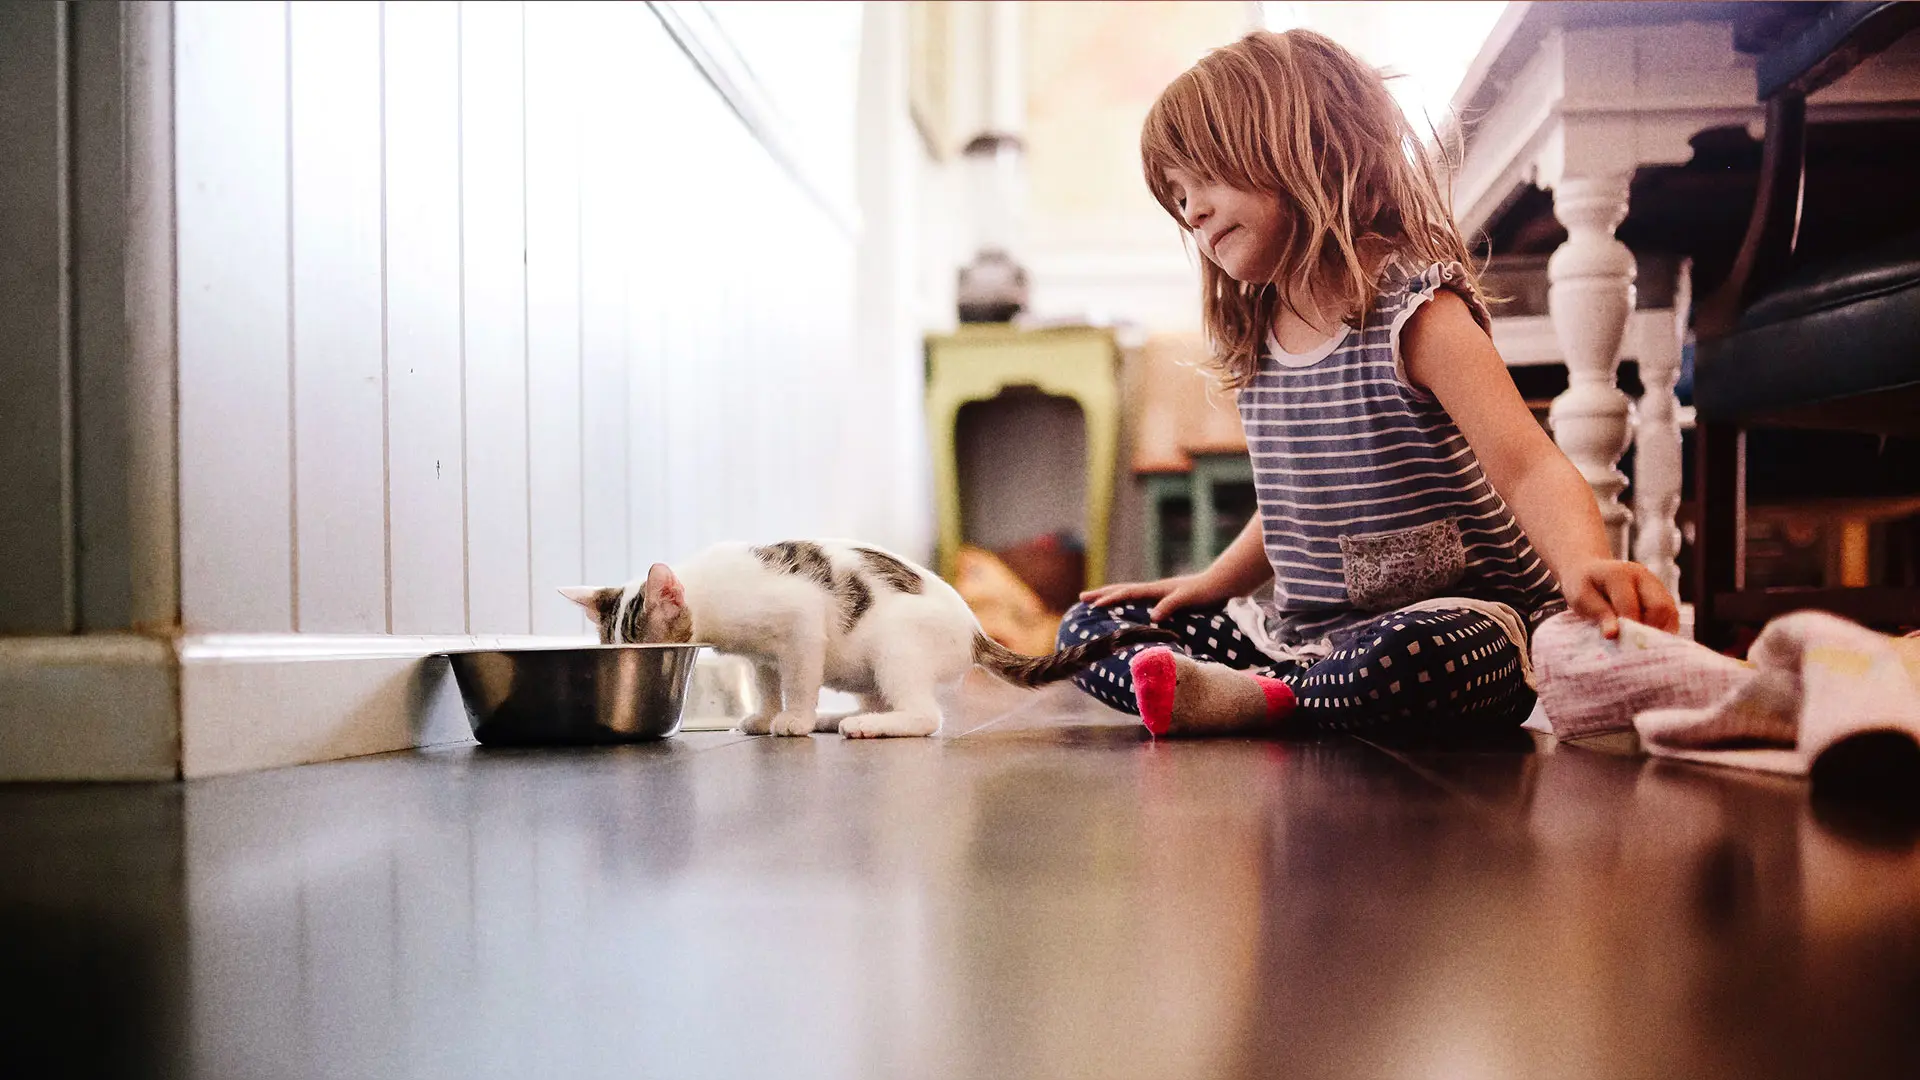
[1142,29,1479,388]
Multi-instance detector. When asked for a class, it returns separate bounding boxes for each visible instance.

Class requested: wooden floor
[4,675,1920,1079]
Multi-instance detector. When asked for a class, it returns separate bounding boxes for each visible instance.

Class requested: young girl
[1063,29,1680,737]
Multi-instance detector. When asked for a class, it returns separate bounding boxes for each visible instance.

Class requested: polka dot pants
[1059,601,1536,735]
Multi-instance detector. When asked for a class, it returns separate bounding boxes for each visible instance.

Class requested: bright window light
[1262,2,1509,135]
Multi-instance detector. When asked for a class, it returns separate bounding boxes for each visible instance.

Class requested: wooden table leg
[1547,174,1637,559]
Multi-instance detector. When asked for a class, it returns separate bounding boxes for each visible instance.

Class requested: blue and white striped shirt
[1238,262,1563,649]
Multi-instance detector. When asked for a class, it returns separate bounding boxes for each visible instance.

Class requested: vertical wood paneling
[774,184,810,536]
[624,21,670,570]
[649,36,701,562]
[685,234,723,552]
[736,206,769,541]
[625,225,669,568]
[814,224,847,536]
[741,213,772,540]
[124,0,181,633]
[383,1,467,634]
[658,254,697,561]
[155,3,873,642]
[797,186,827,534]
[175,0,293,633]
[656,207,698,562]
[459,1,531,634]
[780,200,812,536]
[725,122,759,544]
[524,1,586,633]
[757,177,783,541]
[73,0,135,632]
[713,125,749,544]
[782,192,813,535]
[289,0,386,633]
[576,9,633,586]
[689,75,732,551]
[821,231,859,536]
[0,0,73,634]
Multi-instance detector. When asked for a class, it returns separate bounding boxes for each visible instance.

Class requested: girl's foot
[1129,647,1295,736]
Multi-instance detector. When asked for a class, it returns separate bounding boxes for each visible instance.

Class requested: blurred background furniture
[926,324,1119,588]
[1485,255,1694,606]
[1129,333,1256,579]
[1455,1,1920,648]
[1692,1,1920,647]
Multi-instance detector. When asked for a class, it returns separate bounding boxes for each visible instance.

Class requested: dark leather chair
[1693,1,1920,648]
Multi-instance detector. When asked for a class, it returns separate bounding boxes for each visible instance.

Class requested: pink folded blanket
[1533,610,1920,776]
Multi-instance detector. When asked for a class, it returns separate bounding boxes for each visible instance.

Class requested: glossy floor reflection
[5,682,1920,1079]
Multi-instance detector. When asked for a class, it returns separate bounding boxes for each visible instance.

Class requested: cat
[560,539,1175,738]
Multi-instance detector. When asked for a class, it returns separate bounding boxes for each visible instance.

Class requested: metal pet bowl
[445,644,707,745]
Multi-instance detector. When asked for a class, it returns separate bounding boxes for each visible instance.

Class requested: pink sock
[1129,647,1295,736]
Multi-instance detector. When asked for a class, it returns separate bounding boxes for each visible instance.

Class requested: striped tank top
[1237,262,1563,650]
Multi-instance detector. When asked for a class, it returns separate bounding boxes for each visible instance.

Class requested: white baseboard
[0,635,178,782]
[1,631,590,781]
[5,631,871,781]
[176,633,584,779]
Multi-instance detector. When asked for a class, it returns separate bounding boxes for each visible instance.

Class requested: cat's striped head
[559,564,691,644]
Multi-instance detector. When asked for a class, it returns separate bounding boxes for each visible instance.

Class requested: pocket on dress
[1338,518,1467,612]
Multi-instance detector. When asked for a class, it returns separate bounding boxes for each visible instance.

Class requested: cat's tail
[972,625,1181,689]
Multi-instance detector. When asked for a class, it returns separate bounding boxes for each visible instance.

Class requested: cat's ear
[642,563,682,606]
[640,563,694,643]
[557,585,621,621]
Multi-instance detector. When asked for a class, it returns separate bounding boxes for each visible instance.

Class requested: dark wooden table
[4,676,1917,1079]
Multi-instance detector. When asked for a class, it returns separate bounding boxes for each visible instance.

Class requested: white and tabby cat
[561,539,1173,738]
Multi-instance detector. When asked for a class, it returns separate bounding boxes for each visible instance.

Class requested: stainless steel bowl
[445,644,707,745]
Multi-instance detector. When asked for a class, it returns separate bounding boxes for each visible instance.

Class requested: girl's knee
[1350,614,1446,667]
[1058,601,1116,649]
[1056,598,1160,648]
[1356,610,1510,663]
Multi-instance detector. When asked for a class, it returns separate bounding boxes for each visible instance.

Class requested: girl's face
[1162,167,1287,284]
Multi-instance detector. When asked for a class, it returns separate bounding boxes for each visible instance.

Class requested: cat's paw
[769,710,820,737]
[839,711,940,739]
[735,712,775,736]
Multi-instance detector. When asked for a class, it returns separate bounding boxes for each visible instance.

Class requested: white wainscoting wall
[0,0,926,780]
[176,0,875,641]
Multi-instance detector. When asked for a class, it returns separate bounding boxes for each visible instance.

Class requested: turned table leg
[1547,175,1637,559]
[1632,265,1688,600]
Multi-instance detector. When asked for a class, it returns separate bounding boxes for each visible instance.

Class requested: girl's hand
[1564,559,1680,639]
[1079,571,1238,623]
